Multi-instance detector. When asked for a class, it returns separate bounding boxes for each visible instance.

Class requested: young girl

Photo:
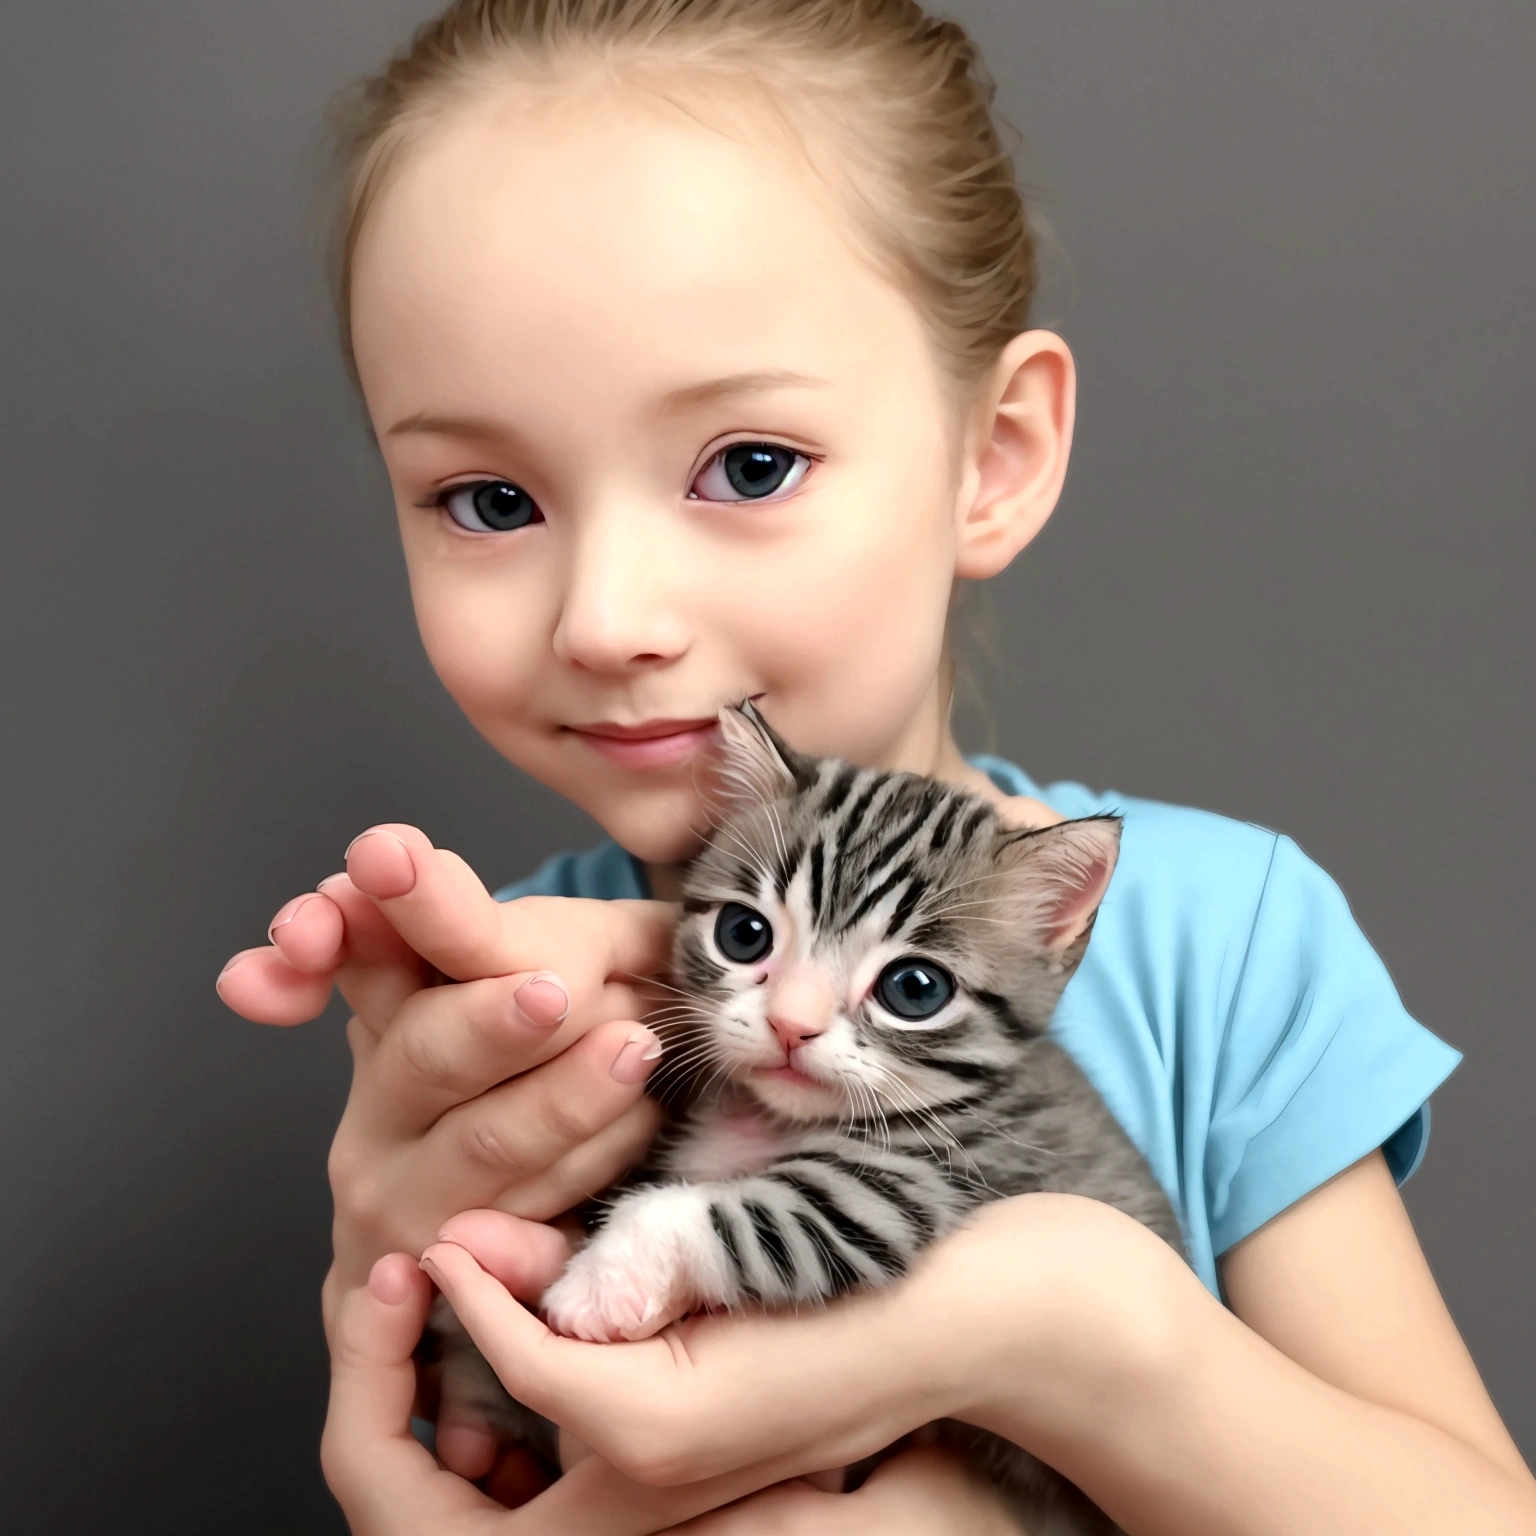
[217,2,1533,1530]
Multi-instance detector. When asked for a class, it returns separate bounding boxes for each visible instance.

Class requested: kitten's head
[669,703,1121,1124]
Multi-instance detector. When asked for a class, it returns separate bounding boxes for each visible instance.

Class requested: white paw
[541,1190,710,1342]
[541,1251,680,1342]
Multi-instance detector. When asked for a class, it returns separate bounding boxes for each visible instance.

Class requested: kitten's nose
[764,966,832,1053]
[767,1011,826,1051]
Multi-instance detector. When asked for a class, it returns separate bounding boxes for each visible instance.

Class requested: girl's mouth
[567,716,720,770]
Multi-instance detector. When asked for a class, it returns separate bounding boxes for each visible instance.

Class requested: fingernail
[514,973,569,1027]
[610,1028,663,1083]
[345,828,410,861]
[216,948,261,986]
[268,893,318,943]
[418,1253,443,1285]
[344,829,416,898]
[316,873,348,894]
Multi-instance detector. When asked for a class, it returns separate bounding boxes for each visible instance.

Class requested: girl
[217,1,1533,1530]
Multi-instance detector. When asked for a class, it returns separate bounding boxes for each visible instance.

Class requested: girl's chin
[585,793,714,870]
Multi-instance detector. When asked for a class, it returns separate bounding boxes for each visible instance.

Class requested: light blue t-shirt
[493,758,1461,1298]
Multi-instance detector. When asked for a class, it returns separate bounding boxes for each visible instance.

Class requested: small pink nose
[768,1014,825,1051]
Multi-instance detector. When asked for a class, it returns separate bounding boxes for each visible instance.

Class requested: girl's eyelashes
[689,442,813,504]
[437,479,543,534]
[424,444,812,529]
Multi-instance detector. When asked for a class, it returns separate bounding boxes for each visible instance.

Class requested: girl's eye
[873,959,955,1021]
[714,902,773,964]
[689,443,810,503]
[441,480,542,533]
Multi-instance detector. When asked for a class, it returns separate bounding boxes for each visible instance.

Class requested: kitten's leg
[542,1154,962,1342]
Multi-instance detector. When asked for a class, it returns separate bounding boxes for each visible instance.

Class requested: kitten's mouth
[755,1065,821,1089]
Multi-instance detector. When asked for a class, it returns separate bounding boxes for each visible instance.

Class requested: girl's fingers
[321,871,438,1029]
[215,946,335,1026]
[432,1211,568,1484]
[265,890,346,973]
[321,1256,491,1527]
[369,967,650,1134]
[219,867,432,1031]
[324,1255,804,1536]
[418,1241,923,1488]
[345,822,677,987]
[346,825,528,980]
[494,1096,664,1223]
[403,1019,663,1217]
[369,971,574,1133]
[435,1210,574,1301]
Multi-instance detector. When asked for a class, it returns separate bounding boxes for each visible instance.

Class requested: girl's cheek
[410,569,545,716]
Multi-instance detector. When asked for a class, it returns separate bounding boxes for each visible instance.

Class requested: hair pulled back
[329,0,1035,389]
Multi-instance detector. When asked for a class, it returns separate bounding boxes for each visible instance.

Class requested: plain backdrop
[2,2,1532,1530]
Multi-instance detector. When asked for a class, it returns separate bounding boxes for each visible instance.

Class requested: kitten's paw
[541,1257,681,1343]
[540,1188,712,1342]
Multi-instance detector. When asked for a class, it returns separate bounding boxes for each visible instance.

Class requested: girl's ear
[953,330,1076,580]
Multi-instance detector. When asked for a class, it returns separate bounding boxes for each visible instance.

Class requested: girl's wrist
[930,1195,1198,1463]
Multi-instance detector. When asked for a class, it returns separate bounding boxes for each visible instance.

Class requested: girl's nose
[552,511,691,674]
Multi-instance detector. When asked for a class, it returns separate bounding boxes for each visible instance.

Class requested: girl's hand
[419,1193,1182,1490]
[216,824,677,1473]
[218,824,673,1295]
[655,1448,1022,1535]
[323,1254,807,1536]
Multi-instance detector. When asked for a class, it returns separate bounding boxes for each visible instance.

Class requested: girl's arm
[1222,1151,1530,1483]
[975,1153,1536,1535]
[425,1163,1536,1536]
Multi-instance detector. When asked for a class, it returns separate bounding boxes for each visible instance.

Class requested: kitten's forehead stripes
[807,837,825,927]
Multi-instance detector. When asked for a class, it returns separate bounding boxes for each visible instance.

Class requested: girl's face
[351,82,1046,864]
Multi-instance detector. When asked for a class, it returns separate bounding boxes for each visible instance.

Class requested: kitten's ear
[709,701,812,811]
[996,814,1122,964]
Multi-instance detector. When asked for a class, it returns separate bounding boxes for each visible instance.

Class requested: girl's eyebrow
[385,370,828,442]
[655,369,829,416]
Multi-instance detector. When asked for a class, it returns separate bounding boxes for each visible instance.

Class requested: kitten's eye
[714,902,773,963]
[874,959,955,1021]
[441,480,542,533]
[689,443,810,503]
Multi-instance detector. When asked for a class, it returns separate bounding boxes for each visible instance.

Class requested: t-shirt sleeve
[492,839,646,903]
[1203,834,1461,1256]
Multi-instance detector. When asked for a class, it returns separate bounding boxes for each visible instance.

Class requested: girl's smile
[566,715,723,771]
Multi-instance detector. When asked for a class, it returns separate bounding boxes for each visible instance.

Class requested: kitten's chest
[659,1097,801,1181]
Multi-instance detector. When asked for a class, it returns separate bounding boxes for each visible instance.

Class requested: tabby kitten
[447,703,1183,1532]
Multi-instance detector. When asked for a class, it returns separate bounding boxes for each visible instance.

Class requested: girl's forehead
[349,83,936,419]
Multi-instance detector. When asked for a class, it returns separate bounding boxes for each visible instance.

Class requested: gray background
[2,1,1531,1529]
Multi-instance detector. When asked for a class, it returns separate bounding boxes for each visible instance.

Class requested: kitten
[443,703,1183,1532]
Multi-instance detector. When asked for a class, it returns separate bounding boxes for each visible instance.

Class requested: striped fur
[458,705,1183,1530]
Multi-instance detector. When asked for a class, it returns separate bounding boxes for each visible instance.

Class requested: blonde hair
[327,0,1036,390]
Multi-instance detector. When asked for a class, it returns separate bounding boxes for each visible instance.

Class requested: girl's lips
[568,718,720,770]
